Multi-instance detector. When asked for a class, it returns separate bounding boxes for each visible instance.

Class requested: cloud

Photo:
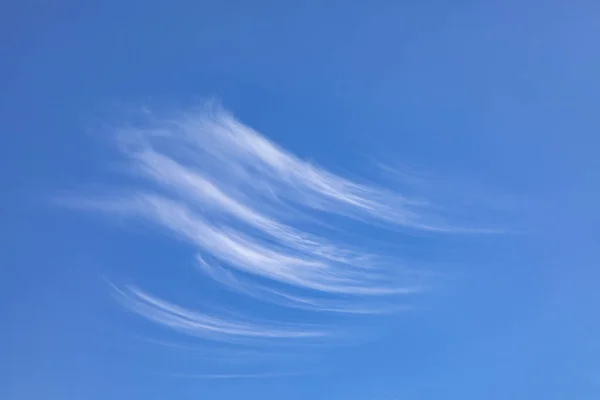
[110,284,326,344]
[70,102,491,359]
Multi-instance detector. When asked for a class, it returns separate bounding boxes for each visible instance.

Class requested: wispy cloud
[71,102,491,363]
[110,284,326,343]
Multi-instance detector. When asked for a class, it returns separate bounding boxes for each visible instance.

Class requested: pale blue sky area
[2,1,600,399]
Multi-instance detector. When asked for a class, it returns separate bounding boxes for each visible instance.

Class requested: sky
[2,1,600,399]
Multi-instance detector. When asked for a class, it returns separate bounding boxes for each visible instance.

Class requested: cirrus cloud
[68,102,495,364]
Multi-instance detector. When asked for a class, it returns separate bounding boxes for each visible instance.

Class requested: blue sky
[2,1,600,399]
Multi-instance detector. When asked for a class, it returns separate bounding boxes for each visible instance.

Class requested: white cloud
[111,284,326,343]
[72,103,490,351]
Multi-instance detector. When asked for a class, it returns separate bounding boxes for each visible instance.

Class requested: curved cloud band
[75,104,484,347]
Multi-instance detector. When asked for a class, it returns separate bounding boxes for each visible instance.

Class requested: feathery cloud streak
[110,284,326,343]
[79,103,476,345]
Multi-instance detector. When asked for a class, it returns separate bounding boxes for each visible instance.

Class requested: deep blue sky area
[2,1,600,399]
